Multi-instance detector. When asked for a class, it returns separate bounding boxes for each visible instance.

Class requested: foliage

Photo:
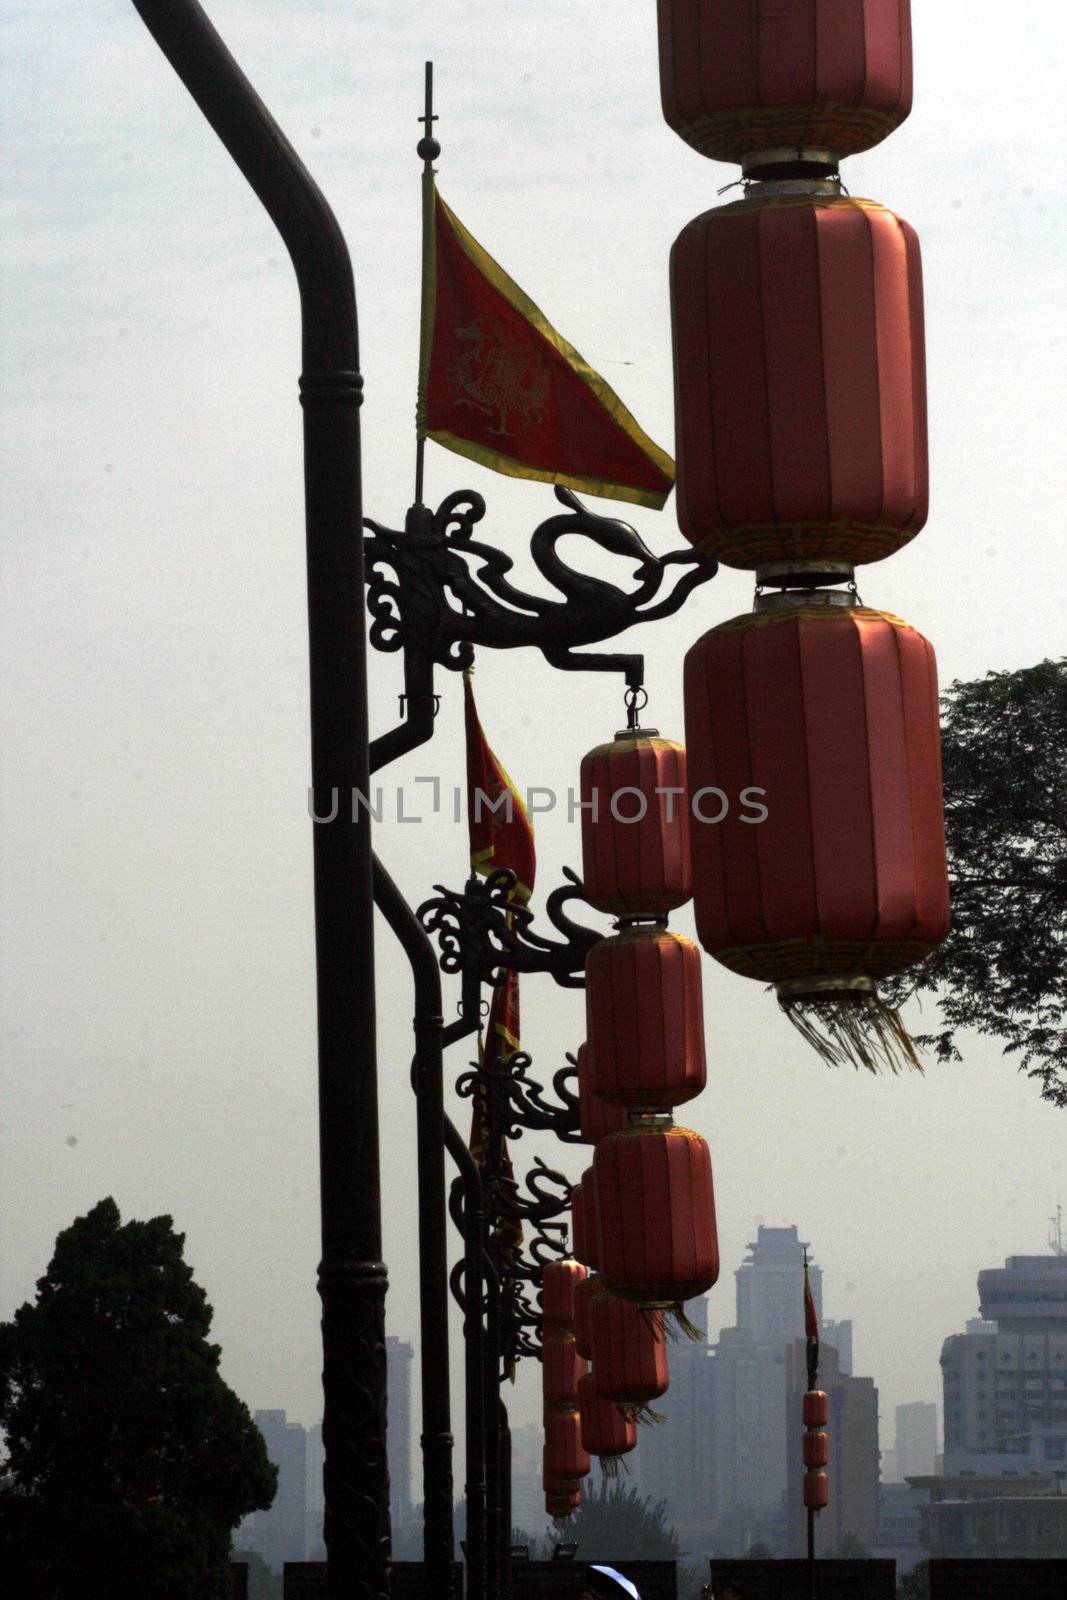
[830,1531,870,1558]
[745,1540,773,1558]
[233,1547,284,1600]
[897,1559,930,1599]
[887,659,1067,1105]
[0,1198,276,1598]
[563,1477,679,1562]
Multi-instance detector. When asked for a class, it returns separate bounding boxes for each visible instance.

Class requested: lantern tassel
[668,1303,705,1341]
[598,1454,632,1479]
[619,1401,667,1427]
[776,982,923,1075]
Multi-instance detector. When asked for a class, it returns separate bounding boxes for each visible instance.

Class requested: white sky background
[2,0,1066,1509]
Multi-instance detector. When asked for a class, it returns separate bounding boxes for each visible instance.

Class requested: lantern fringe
[552,1514,573,1529]
[777,986,923,1075]
[668,1303,705,1341]
[620,1401,666,1426]
[597,1453,632,1479]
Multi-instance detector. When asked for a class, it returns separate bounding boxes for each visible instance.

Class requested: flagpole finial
[417,59,440,165]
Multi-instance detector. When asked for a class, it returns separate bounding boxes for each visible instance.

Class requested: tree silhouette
[887,658,1067,1104]
[0,1198,276,1598]
[564,1477,679,1561]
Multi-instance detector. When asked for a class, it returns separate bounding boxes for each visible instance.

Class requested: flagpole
[415,60,439,507]
[805,1248,817,1600]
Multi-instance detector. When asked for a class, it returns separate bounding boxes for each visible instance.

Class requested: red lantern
[542,1257,587,1327]
[803,1390,829,1427]
[586,928,706,1111]
[543,1335,587,1407]
[576,1041,629,1146]
[574,1273,597,1361]
[544,1412,591,1486]
[578,1372,637,1465]
[595,1123,718,1306]
[684,603,950,1069]
[671,193,927,570]
[580,733,691,916]
[545,1485,581,1519]
[804,1470,830,1510]
[803,1431,829,1468]
[574,1168,601,1274]
[590,1287,669,1408]
[658,0,913,166]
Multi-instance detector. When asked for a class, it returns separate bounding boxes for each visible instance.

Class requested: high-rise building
[785,1339,880,1555]
[896,1402,938,1479]
[251,1410,308,1570]
[633,1295,716,1538]
[820,1319,853,1376]
[305,1422,325,1560]
[710,1227,852,1521]
[510,1421,545,1537]
[941,1250,1067,1485]
[386,1335,415,1532]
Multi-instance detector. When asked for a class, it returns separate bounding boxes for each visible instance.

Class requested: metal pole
[126,4,388,1592]
[807,1506,815,1597]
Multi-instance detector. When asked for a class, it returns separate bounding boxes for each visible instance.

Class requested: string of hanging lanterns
[541,1257,591,1522]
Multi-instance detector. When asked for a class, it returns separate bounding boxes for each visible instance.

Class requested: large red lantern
[670,193,927,570]
[580,733,691,916]
[542,1257,588,1327]
[594,1123,719,1309]
[803,1431,829,1468]
[575,1042,628,1146]
[578,1372,637,1471]
[544,1412,591,1487]
[658,0,913,167]
[543,1335,587,1407]
[573,1168,601,1273]
[545,1485,581,1520]
[589,1288,670,1413]
[574,1272,597,1361]
[585,928,706,1111]
[683,602,950,1070]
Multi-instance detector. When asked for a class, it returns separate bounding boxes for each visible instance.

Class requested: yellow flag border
[417,172,675,512]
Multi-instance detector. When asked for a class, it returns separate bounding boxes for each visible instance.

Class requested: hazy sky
[3,0,1066,1508]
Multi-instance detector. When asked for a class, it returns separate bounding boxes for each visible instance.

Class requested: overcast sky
[3,0,1066,1511]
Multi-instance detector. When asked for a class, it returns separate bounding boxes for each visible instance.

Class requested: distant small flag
[418,173,675,510]
[804,1256,820,1391]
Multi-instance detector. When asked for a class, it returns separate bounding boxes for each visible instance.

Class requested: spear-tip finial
[417,59,440,165]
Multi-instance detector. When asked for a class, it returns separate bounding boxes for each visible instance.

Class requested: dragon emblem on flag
[448,317,551,437]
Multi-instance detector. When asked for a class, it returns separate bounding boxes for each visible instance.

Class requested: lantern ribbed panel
[574,1273,597,1361]
[542,1335,588,1408]
[570,1186,588,1270]
[804,1470,830,1510]
[542,1258,588,1326]
[578,1373,638,1460]
[545,1485,581,1517]
[544,1412,591,1484]
[803,1390,829,1427]
[580,1168,601,1273]
[803,1431,829,1468]
[586,929,706,1111]
[589,1290,669,1406]
[594,1125,719,1305]
[580,735,692,916]
[576,1042,629,1146]
[657,0,913,163]
[683,605,950,983]
[670,194,927,569]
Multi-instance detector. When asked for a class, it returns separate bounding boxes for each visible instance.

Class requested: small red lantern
[684,603,950,1070]
[578,1372,637,1470]
[543,1335,587,1406]
[545,1484,581,1520]
[544,1412,591,1487]
[671,193,927,570]
[574,1273,597,1361]
[580,733,691,916]
[576,1042,628,1146]
[803,1431,829,1468]
[589,1287,669,1411]
[578,1168,601,1273]
[595,1123,718,1307]
[804,1470,830,1510]
[657,0,913,166]
[803,1390,829,1427]
[542,1257,588,1327]
[586,928,706,1111]
[570,1183,590,1271]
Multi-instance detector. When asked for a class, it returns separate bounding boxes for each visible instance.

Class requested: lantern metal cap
[742,147,840,182]
[755,587,857,614]
[612,724,660,741]
[741,176,842,199]
[757,559,855,588]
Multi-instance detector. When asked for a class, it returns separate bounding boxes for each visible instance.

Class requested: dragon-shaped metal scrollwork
[418,866,602,990]
[364,483,716,687]
[455,1049,581,1143]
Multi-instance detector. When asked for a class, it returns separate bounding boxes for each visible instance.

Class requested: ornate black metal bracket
[365,483,716,688]
[456,1050,581,1144]
[418,866,602,990]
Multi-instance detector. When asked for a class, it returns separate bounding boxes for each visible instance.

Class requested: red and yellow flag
[418,174,675,511]
[464,671,535,904]
[804,1257,820,1391]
